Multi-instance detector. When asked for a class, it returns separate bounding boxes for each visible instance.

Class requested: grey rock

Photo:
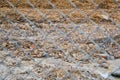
[111,69,120,78]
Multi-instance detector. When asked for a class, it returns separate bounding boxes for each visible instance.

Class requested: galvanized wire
[0,0,120,80]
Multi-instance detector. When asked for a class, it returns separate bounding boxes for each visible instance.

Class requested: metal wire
[0,0,120,80]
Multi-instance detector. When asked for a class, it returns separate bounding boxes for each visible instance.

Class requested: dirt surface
[0,0,119,9]
[0,0,120,80]
[0,20,120,80]
[1,7,120,23]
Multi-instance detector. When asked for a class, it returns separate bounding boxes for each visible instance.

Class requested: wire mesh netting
[0,0,120,80]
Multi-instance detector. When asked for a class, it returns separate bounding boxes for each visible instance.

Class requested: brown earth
[0,0,119,9]
[0,0,120,23]
[0,0,120,80]
[0,8,120,24]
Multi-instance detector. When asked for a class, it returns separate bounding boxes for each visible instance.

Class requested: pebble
[99,62,109,69]
[114,51,120,59]
[111,69,120,78]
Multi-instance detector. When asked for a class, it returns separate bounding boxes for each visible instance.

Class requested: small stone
[114,51,120,59]
[111,69,120,78]
[99,62,109,69]
[2,42,7,47]
[101,14,109,20]
[97,54,108,59]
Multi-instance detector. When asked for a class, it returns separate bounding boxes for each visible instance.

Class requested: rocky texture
[0,1,120,79]
[0,56,120,80]
[0,0,119,9]
[111,70,120,78]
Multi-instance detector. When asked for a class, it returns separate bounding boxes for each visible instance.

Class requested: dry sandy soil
[0,0,120,80]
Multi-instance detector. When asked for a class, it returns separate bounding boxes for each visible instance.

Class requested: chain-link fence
[0,0,120,80]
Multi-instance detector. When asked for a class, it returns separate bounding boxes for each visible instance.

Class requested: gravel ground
[0,22,120,80]
[0,8,120,80]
